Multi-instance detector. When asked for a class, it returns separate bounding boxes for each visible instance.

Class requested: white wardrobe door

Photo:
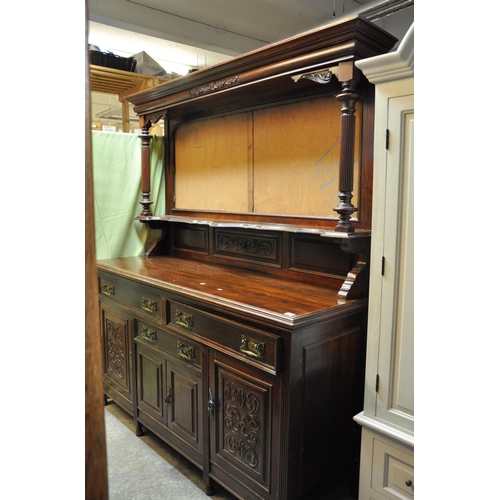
[376,94,414,433]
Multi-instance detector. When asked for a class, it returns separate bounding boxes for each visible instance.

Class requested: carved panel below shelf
[215,230,280,265]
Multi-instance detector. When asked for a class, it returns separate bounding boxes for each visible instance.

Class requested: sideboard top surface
[97,256,366,327]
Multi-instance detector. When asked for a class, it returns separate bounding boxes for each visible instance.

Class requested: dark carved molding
[189,75,240,97]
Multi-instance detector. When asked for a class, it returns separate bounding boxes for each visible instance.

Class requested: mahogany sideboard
[97,15,397,500]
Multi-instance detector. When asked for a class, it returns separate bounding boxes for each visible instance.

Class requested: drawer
[372,438,414,500]
[166,300,280,373]
[99,273,162,320]
[135,319,202,368]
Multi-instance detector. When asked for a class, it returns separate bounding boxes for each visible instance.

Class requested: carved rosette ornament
[223,381,261,469]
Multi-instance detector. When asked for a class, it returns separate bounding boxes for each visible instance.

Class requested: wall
[88,20,233,131]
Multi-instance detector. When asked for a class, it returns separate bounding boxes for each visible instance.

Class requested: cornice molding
[355,23,414,84]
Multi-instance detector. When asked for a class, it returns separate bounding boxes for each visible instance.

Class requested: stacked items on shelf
[89,44,137,72]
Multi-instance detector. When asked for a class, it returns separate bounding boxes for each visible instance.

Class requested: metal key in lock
[208,388,216,420]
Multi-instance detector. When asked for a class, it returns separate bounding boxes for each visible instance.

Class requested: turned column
[139,119,153,216]
[334,62,361,233]
[293,62,361,232]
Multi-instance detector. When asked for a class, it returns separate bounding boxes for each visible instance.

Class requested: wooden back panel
[174,96,361,217]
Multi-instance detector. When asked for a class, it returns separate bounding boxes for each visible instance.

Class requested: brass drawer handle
[140,326,157,343]
[240,335,266,360]
[175,309,193,329]
[101,283,115,296]
[177,341,195,361]
[142,297,158,313]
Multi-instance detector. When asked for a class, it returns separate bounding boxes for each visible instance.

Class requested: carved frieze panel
[215,230,280,265]
[189,75,240,97]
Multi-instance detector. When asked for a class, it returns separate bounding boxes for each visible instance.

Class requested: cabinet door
[208,350,279,500]
[136,342,165,423]
[101,303,133,414]
[166,358,203,458]
[136,335,203,466]
[376,94,414,432]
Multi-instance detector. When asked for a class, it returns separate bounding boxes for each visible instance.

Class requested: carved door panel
[208,350,279,500]
[101,303,133,413]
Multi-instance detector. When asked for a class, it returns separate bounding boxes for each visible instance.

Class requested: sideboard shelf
[136,214,372,238]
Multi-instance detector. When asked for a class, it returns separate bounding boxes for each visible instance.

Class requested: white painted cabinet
[354,24,414,500]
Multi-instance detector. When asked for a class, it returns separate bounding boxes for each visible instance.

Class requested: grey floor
[104,402,355,500]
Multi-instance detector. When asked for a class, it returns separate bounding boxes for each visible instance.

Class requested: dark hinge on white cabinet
[386,129,390,149]
[375,374,380,392]
[381,256,385,276]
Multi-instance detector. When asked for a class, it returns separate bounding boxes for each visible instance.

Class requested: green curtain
[92,131,165,260]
